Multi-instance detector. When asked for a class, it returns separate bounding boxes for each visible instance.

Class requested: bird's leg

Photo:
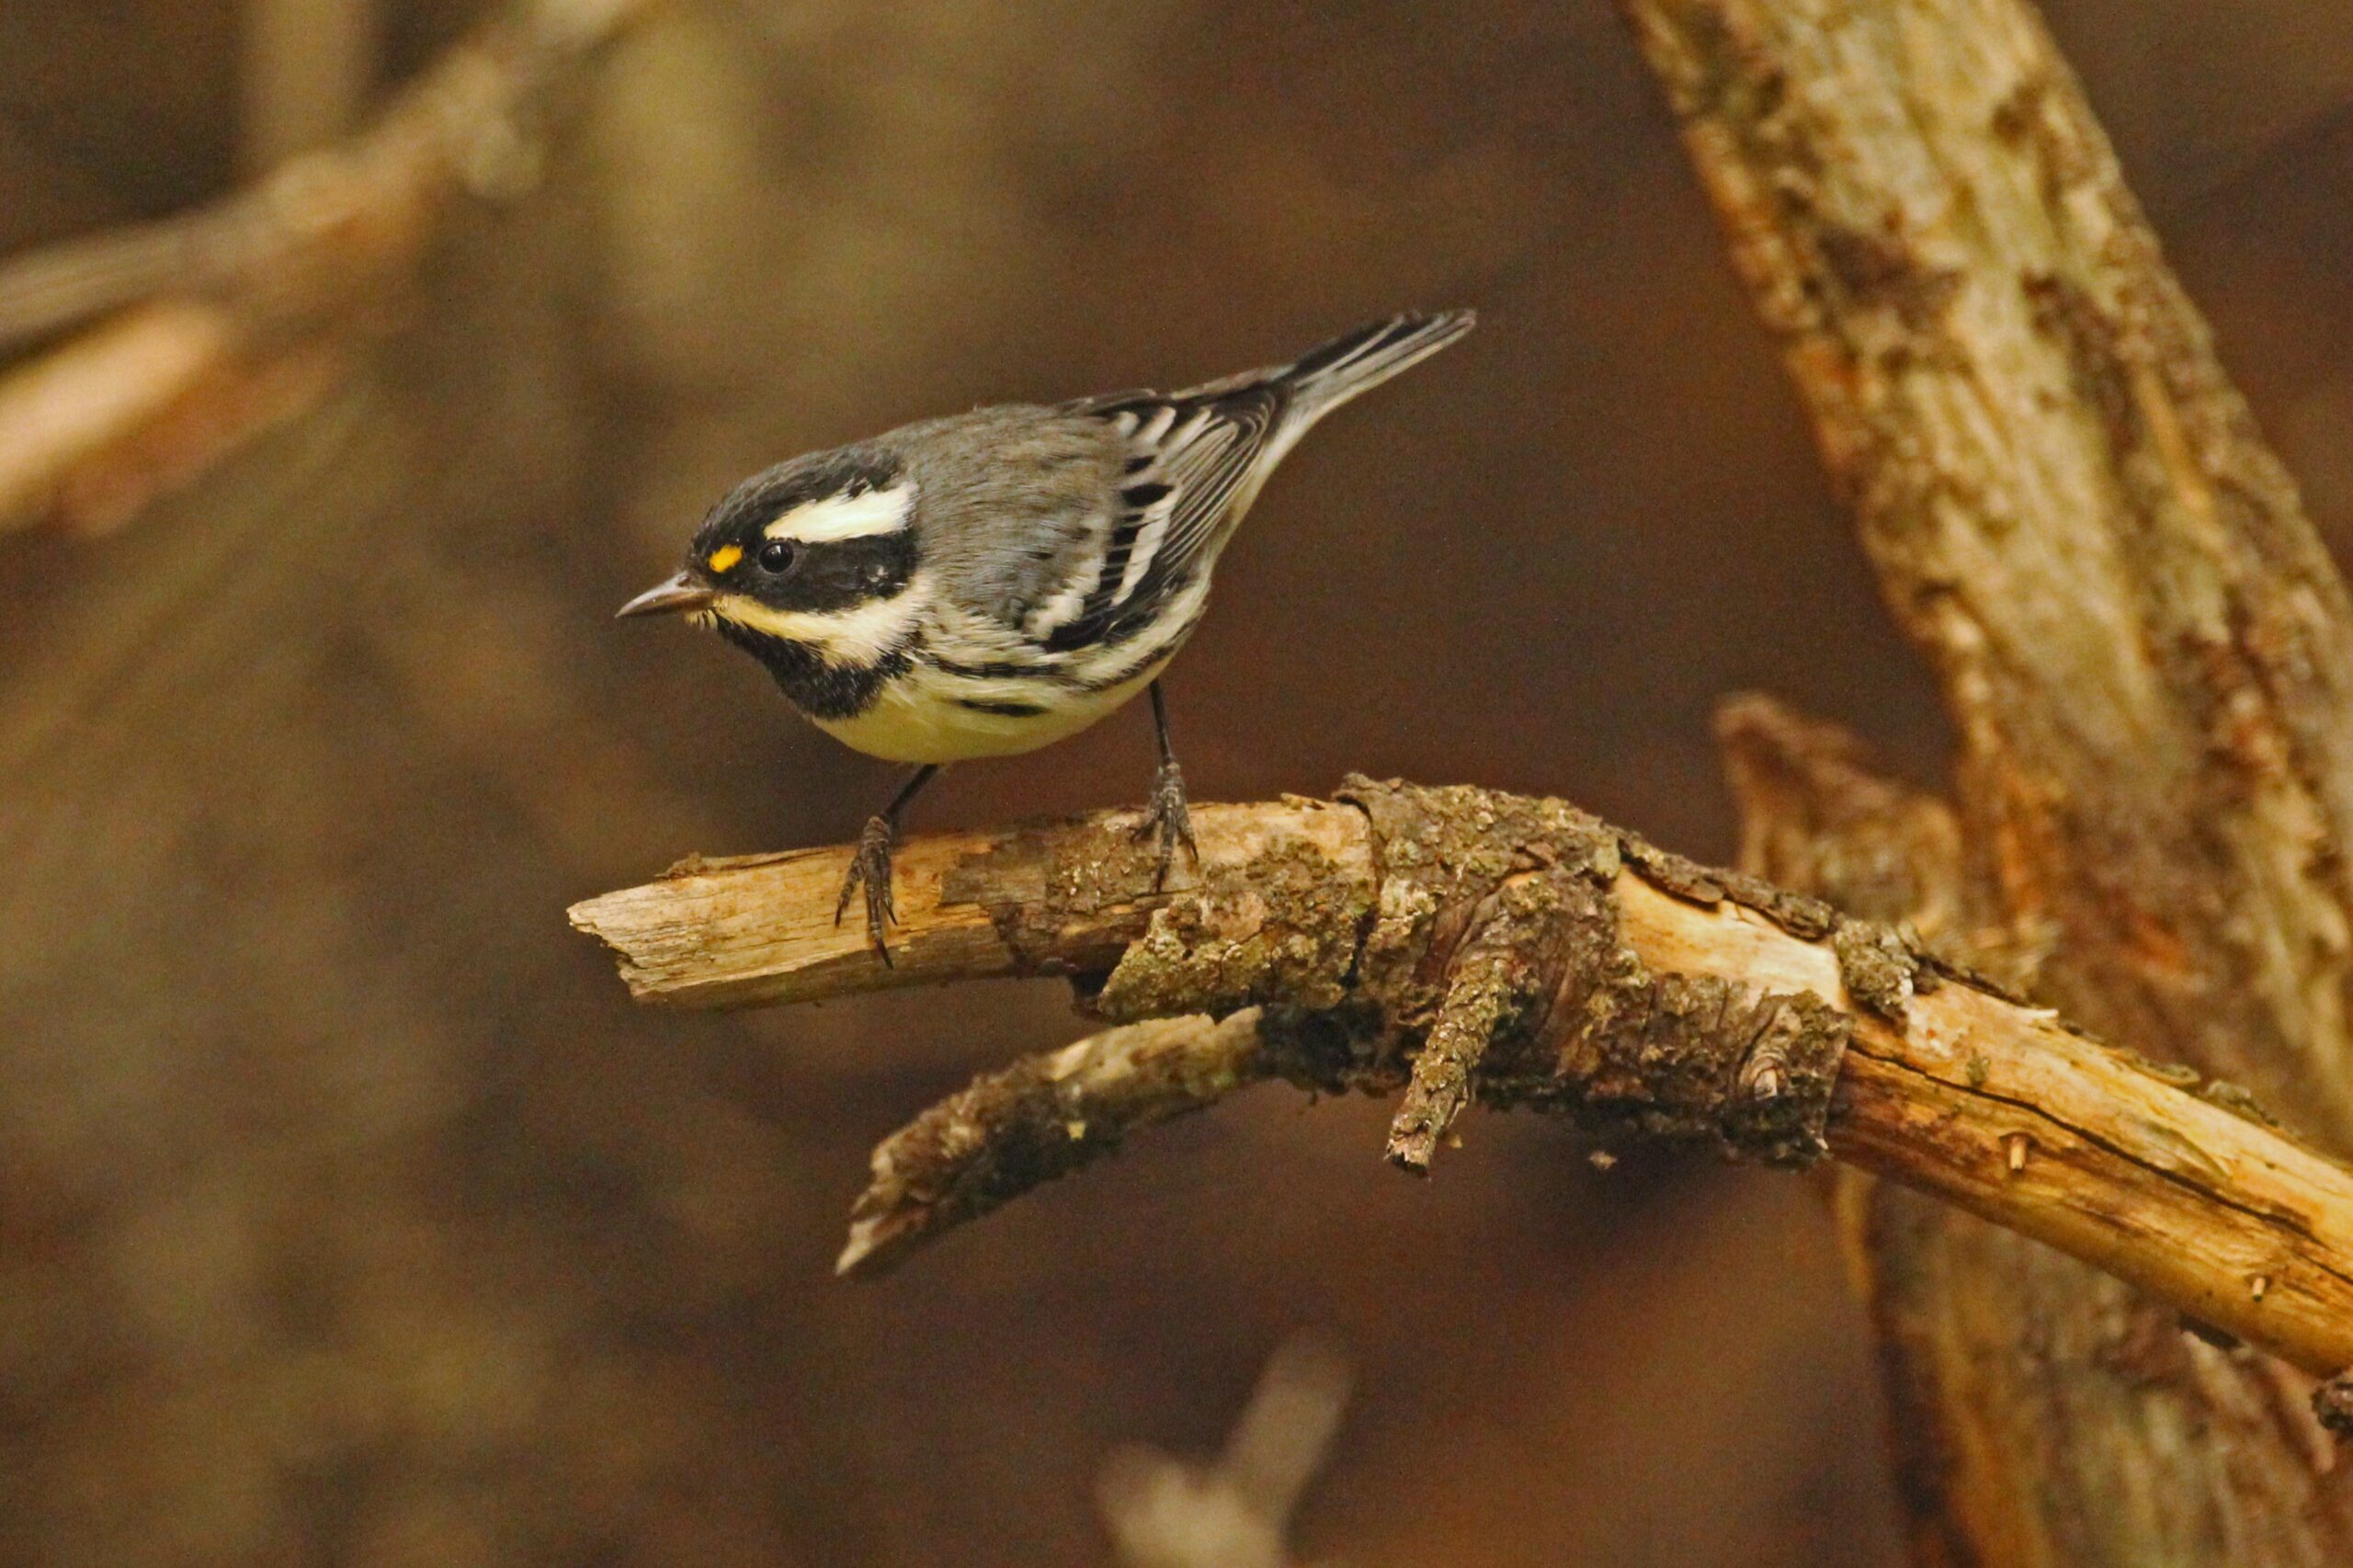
[1135,681,1199,891]
[836,763,940,963]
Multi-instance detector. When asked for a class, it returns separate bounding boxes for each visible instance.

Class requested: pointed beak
[616,572,715,619]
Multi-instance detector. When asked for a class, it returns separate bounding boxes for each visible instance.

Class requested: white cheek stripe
[712,581,930,665]
[763,483,916,544]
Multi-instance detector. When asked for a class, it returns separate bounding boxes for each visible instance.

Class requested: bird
[618,310,1476,958]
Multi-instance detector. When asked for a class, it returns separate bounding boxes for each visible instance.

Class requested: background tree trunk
[1626,0,2353,1561]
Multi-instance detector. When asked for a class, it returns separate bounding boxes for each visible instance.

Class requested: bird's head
[617,446,924,669]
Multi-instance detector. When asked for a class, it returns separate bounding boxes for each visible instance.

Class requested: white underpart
[817,572,1216,765]
[762,481,916,543]
[711,579,932,666]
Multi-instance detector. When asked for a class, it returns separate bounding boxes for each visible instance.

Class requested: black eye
[756,540,797,574]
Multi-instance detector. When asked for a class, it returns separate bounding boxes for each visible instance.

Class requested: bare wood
[1727,695,2353,1559]
[572,790,2353,1378]
[1624,1,2353,1555]
[568,799,1372,1010]
[1722,695,2067,1568]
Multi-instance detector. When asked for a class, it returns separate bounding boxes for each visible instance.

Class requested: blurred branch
[0,0,657,536]
[570,778,2353,1386]
[1097,1333,1353,1568]
[242,0,379,172]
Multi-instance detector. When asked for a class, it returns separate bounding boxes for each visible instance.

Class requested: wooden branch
[0,0,657,535]
[1621,0,2353,1142]
[568,799,1372,1011]
[1722,694,2050,1564]
[1624,1,2353,1550]
[571,782,2353,1380]
[1723,692,2353,1546]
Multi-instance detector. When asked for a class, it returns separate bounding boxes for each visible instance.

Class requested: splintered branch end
[836,1011,1279,1278]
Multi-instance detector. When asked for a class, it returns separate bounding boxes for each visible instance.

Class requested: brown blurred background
[6,2,2353,1563]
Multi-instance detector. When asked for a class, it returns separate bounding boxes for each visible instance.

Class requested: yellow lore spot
[707,544,744,574]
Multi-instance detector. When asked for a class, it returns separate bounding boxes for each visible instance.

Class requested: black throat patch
[712,618,910,720]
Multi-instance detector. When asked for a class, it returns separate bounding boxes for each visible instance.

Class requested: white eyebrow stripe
[763,482,917,544]
[710,579,931,665]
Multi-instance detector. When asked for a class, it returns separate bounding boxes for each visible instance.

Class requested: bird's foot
[835,812,901,963]
[1134,757,1199,892]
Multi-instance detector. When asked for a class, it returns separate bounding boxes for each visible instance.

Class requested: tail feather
[1155,310,1477,422]
[1273,309,1476,426]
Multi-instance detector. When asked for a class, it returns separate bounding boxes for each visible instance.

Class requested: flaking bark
[574,779,2353,1388]
[1622,0,2353,1139]
[837,1012,1277,1278]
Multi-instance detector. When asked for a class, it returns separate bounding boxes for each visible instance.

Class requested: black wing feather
[1040,383,1283,653]
[1034,313,1472,656]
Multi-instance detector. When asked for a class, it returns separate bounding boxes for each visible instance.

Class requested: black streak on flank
[1042,486,1172,655]
[953,698,1049,718]
[920,652,1087,688]
[1078,603,1205,688]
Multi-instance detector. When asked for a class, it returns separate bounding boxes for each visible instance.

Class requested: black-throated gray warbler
[619,310,1475,956]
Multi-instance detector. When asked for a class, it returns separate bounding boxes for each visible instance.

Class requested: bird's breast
[810,660,1165,764]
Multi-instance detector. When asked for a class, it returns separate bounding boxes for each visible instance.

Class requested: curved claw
[835,814,901,964]
[1135,758,1200,892]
